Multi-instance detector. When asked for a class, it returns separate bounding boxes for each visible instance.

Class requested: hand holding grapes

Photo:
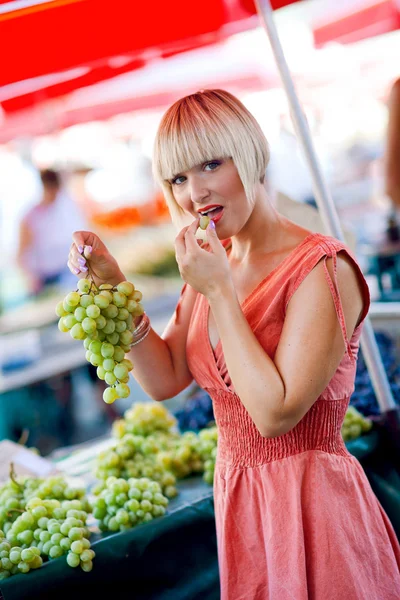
[68,231,125,288]
[175,218,233,299]
[61,231,148,404]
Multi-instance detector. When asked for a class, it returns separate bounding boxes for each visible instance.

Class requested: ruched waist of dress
[207,389,351,468]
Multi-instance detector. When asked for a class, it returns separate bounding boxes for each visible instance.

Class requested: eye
[204,161,221,171]
[171,175,186,186]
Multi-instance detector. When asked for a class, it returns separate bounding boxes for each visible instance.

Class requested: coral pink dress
[184,232,400,600]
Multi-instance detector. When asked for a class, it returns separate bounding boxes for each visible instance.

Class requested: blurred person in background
[17,168,85,296]
[384,77,400,241]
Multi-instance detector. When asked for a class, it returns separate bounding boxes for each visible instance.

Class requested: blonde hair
[152,89,270,228]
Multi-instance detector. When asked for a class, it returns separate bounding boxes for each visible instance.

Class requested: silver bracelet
[130,326,151,347]
[130,313,151,347]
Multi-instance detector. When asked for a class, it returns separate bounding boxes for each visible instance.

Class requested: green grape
[82,317,97,334]
[103,319,116,334]
[99,290,113,303]
[67,552,80,568]
[77,279,91,294]
[121,359,133,372]
[101,343,115,358]
[103,387,118,404]
[97,366,106,380]
[74,307,87,322]
[95,315,107,329]
[70,540,84,554]
[132,290,143,302]
[114,364,128,381]
[119,330,133,346]
[80,294,94,308]
[115,383,130,399]
[103,304,118,319]
[99,284,113,290]
[70,324,86,340]
[89,340,102,354]
[63,299,75,313]
[55,301,68,317]
[105,372,117,386]
[94,294,109,309]
[106,332,120,345]
[103,358,116,372]
[63,314,77,329]
[131,303,144,317]
[66,292,80,307]
[81,559,93,572]
[113,292,127,308]
[58,318,69,333]
[114,321,127,333]
[126,299,138,313]
[117,308,129,321]
[117,281,135,296]
[199,215,210,230]
[90,353,103,367]
[86,304,100,319]
[113,346,125,362]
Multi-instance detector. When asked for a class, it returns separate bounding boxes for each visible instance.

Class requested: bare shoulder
[303,249,365,334]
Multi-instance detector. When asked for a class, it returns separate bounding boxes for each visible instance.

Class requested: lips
[197,204,223,216]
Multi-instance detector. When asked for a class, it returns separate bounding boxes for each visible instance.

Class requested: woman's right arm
[68,231,194,401]
[127,284,196,401]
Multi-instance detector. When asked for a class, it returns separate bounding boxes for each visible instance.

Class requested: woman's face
[169,158,252,237]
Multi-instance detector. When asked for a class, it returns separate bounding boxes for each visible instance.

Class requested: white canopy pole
[255,0,396,413]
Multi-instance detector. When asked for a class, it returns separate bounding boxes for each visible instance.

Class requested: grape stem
[6,508,24,517]
[9,463,24,491]
[17,429,29,446]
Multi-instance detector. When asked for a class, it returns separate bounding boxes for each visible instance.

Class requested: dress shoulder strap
[286,234,370,362]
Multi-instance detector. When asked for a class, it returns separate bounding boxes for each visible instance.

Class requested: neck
[229,186,288,262]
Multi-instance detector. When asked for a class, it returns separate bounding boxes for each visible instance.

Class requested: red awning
[313,0,400,48]
[0,0,299,113]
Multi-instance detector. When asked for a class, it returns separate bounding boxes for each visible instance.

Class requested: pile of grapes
[351,331,400,417]
[175,388,214,432]
[92,477,169,533]
[93,403,218,503]
[0,471,94,579]
[56,279,144,404]
[342,406,373,442]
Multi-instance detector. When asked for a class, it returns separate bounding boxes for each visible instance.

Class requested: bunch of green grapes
[92,477,169,533]
[156,431,205,479]
[198,427,218,485]
[2,497,94,575]
[23,476,90,512]
[342,406,373,442]
[112,402,177,438]
[0,529,42,580]
[56,279,144,404]
[0,479,26,534]
[93,432,178,498]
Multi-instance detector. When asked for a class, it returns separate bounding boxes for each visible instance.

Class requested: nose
[189,176,210,205]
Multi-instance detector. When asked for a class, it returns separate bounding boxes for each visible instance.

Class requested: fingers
[206,220,223,253]
[174,226,188,261]
[184,219,201,253]
[68,241,89,276]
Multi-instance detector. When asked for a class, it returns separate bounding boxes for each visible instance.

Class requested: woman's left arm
[209,252,364,438]
[176,220,364,438]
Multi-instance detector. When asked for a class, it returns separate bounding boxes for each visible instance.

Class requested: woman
[68,90,400,599]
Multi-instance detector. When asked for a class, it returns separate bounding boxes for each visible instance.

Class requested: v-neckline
[205,232,317,361]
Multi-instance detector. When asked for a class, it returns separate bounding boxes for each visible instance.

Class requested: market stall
[0,429,398,600]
